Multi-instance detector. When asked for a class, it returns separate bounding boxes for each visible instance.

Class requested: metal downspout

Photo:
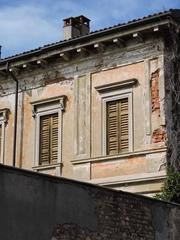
[6,63,18,167]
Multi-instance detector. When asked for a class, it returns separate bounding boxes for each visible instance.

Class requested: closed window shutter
[39,113,58,165]
[40,116,50,164]
[107,101,119,155]
[51,114,58,163]
[107,98,129,155]
[119,99,129,152]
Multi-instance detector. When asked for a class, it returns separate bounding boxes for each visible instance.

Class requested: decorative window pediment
[31,95,66,118]
[95,79,138,93]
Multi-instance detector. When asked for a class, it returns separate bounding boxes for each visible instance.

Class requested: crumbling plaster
[0,36,167,194]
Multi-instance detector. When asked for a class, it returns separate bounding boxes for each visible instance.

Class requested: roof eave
[0,10,179,65]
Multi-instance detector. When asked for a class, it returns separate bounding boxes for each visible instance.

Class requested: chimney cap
[63,15,90,27]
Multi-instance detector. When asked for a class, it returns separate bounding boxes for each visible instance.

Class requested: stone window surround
[31,95,66,175]
[95,79,137,156]
[0,108,9,164]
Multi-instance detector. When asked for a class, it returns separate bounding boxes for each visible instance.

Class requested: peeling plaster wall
[0,165,179,240]
[0,37,167,194]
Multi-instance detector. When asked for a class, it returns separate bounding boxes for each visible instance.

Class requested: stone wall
[0,164,179,240]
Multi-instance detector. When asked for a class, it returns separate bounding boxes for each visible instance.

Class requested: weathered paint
[0,36,167,194]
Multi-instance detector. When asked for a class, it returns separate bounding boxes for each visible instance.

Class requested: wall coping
[0,163,179,208]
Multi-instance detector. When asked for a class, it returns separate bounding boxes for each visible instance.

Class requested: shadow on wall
[51,223,98,240]
[0,165,179,240]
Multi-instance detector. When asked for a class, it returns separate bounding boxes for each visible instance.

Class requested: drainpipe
[6,62,18,167]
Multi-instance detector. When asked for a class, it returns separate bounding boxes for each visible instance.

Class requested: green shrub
[155,168,180,204]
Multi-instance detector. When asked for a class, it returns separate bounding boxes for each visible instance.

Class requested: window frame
[102,90,133,155]
[31,96,66,168]
[38,111,59,165]
[95,79,136,156]
[106,97,129,155]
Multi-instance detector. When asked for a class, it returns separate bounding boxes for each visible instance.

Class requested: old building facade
[0,10,180,195]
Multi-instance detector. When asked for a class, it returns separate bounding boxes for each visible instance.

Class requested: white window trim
[31,96,66,172]
[0,109,9,164]
[96,80,136,156]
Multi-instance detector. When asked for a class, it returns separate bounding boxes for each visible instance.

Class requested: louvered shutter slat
[107,101,119,155]
[40,117,50,165]
[51,113,58,163]
[119,99,129,152]
[107,98,129,155]
[39,113,59,165]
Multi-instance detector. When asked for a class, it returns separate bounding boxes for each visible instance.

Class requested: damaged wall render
[0,165,179,240]
[0,10,180,195]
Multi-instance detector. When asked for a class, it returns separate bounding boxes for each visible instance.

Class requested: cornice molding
[95,79,138,93]
[31,95,66,117]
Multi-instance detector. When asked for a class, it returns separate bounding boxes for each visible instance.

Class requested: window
[95,79,136,155]
[39,113,58,165]
[106,98,128,155]
[31,96,66,168]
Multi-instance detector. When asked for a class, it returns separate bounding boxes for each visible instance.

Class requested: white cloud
[0,0,180,58]
[0,4,60,57]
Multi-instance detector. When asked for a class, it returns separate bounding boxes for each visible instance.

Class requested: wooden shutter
[39,113,58,165]
[51,114,58,163]
[40,116,50,165]
[119,99,129,152]
[107,98,129,155]
[106,101,119,155]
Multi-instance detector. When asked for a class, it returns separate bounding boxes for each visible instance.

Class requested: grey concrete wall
[0,164,179,240]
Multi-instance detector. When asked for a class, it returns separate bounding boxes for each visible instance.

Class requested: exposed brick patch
[151,68,160,114]
[152,126,166,143]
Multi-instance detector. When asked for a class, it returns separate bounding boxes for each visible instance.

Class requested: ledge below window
[32,162,63,171]
[71,147,166,165]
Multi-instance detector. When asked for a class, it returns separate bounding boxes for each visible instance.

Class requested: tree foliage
[155,167,180,203]
[164,24,180,173]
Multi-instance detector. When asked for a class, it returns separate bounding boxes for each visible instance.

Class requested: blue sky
[1,0,180,58]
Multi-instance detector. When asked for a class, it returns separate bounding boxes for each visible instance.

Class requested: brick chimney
[63,15,90,40]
